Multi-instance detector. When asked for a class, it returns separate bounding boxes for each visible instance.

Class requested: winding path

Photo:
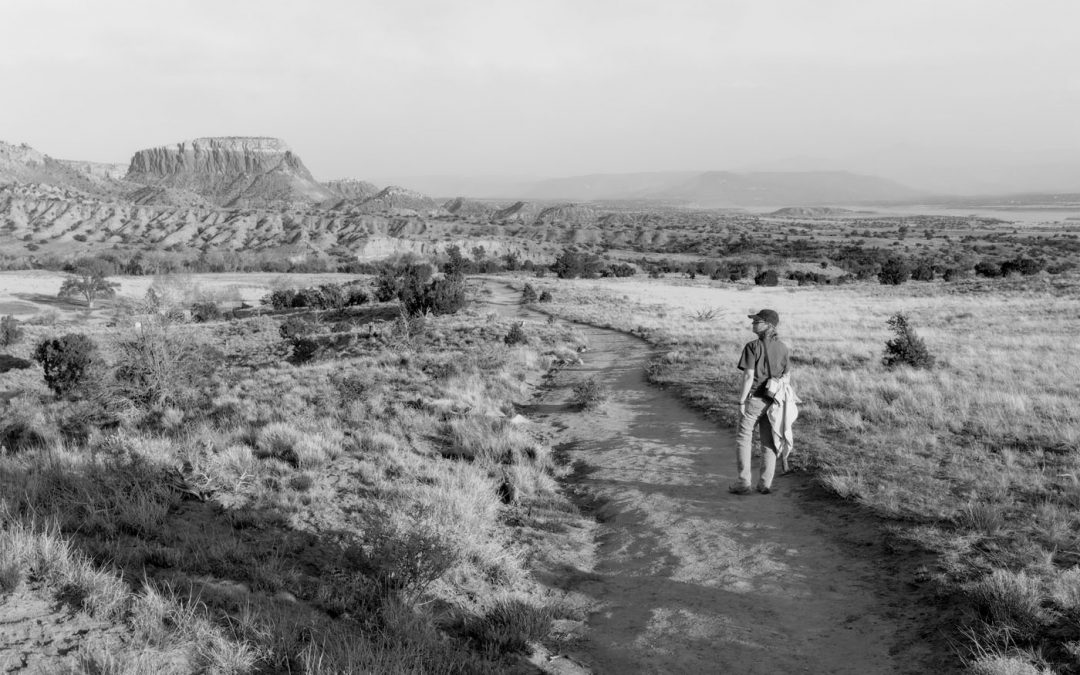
[483,281,948,675]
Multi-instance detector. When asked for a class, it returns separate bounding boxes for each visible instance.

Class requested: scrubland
[525,272,1080,674]
[0,276,593,673]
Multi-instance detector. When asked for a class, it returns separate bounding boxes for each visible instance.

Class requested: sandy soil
[484,281,953,674]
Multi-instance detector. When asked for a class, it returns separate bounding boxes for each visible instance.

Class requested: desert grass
[0,280,592,670]
[521,272,1080,672]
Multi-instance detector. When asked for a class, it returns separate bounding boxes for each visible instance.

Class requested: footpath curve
[482,280,950,675]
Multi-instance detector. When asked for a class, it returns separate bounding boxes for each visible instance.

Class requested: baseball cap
[748,309,779,327]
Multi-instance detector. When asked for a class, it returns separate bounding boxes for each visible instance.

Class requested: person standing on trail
[730,309,790,495]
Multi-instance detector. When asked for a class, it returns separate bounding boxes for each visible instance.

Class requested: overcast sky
[2,0,1078,191]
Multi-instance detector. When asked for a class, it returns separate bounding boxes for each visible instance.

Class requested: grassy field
[0,274,595,672]
[522,271,1080,674]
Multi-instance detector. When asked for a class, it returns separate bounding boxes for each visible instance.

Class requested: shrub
[265,288,297,309]
[910,261,935,281]
[551,247,603,279]
[344,286,369,306]
[291,337,318,363]
[374,268,401,302]
[0,315,22,347]
[571,377,608,410]
[33,333,99,398]
[279,317,310,340]
[878,257,911,285]
[190,302,221,322]
[974,260,1002,278]
[606,262,636,278]
[1001,256,1044,276]
[883,313,934,369]
[112,321,215,406]
[521,284,538,304]
[503,322,528,346]
[399,272,466,316]
[538,290,552,303]
[754,269,779,286]
[351,513,460,604]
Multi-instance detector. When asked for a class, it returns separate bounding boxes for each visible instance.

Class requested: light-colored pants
[734,395,777,489]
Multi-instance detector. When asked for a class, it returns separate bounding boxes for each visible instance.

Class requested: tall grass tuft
[969,569,1049,642]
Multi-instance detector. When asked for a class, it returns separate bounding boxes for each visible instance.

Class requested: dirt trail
[483,282,946,675]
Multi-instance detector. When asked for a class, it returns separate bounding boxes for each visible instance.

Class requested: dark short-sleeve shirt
[738,337,790,398]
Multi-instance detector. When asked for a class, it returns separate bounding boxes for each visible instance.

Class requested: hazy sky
[2,0,1078,191]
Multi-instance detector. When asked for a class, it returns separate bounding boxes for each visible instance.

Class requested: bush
[374,268,401,302]
[190,302,221,322]
[399,271,466,316]
[33,333,99,398]
[350,513,460,604]
[910,261,935,281]
[291,337,319,362]
[538,290,552,303]
[521,284,538,304]
[113,320,216,406]
[604,263,636,278]
[571,377,608,410]
[265,288,297,309]
[279,317,311,340]
[974,260,1002,278]
[0,315,22,347]
[878,257,911,285]
[551,247,603,279]
[503,322,528,346]
[883,313,934,369]
[754,269,779,286]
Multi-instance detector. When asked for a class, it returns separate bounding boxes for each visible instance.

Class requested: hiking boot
[756,485,773,495]
[728,483,752,495]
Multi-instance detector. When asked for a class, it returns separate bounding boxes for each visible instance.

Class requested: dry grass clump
[571,377,609,410]
[254,422,342,468]
[528,272,1080,670]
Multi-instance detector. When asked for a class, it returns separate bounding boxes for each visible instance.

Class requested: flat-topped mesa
[125,136,333,207]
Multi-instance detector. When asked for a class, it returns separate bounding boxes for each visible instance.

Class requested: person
[730,309,790,495]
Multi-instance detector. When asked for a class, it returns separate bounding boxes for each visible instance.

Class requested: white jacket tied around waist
[765,375,800,460]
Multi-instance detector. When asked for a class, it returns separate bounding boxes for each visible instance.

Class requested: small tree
[883,313,935,369]
[58,265,119,308]
[521,284,538,304]
[33,333,99,397]
[503,322,528,346]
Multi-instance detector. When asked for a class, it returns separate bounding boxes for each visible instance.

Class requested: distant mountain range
[3,135,1078,261]
[376,170,927,205]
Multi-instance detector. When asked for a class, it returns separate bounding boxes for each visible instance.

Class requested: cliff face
[0,141,132,196]
[125,137,334,207]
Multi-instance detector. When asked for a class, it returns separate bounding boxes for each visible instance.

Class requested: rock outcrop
[323,179,381,201]
[125,137,334,208]
[535,203,598,227]
[492,201,543,223]
[443,197,494,218]
[351,186,442,215]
